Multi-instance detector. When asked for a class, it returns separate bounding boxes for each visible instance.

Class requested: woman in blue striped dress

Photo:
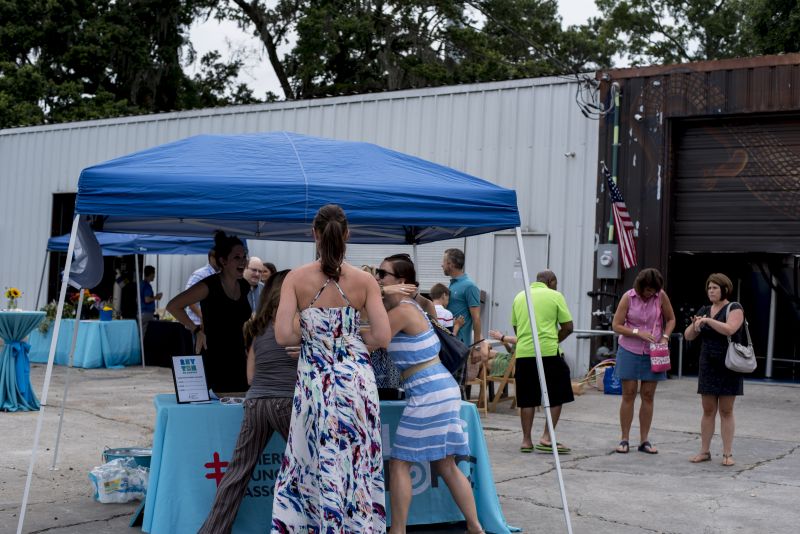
[377,254,484,534]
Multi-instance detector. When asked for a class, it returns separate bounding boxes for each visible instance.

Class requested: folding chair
[463,355,488,416]
[487,352,516,412]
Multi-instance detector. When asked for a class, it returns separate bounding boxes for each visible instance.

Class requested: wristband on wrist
[193,325,202,335]
[501,334,505,342]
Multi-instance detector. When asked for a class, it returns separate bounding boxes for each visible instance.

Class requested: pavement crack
[50,405,154,433]
[733,443,800,477]
[27,512,132,533]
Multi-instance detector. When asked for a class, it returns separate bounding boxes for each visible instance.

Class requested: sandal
[722,453,735,466]
[519,446,533,453]
[638,441,658,454]
[534,442,571,453]
[615,440,629,454]
[690,451,712,463]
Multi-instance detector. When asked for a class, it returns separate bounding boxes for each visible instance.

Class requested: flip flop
[638,441,658,454]
[534,442,571,454]
[615,440,629,454]
[519,446,534,453]
[690,452,711,463]
[722,454,735,466]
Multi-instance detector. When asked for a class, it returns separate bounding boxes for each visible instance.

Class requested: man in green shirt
[510,270,574,453]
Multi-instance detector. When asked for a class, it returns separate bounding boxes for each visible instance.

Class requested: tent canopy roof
[47,232,215,255]
[76,132,520,244]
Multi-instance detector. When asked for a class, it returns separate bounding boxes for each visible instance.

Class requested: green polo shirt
[511,282,572,358]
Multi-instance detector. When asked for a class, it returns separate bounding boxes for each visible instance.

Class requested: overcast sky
[188,0,602,99]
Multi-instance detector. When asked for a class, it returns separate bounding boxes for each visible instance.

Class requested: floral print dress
[271,279,385,533]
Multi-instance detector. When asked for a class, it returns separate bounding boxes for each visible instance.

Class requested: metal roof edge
[600,53,800,80]
[0,73,593,137]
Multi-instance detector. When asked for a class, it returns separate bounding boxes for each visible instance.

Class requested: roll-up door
[672,116,800,253]
[345,238,466,291]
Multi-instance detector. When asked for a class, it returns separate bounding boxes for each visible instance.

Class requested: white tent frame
[18,218,574,534]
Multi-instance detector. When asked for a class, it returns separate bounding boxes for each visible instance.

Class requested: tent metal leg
[35,250,49,310]
[50,294,83,470]
[515,227,573,534]
[135,255,146,368]
[18,214,80,534]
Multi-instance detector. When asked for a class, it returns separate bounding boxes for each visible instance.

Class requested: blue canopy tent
[19,132,573,534]
[46,232,216,255]
[38,233,217,472]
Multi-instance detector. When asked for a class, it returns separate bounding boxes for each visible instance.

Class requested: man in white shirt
[184,248,217,326]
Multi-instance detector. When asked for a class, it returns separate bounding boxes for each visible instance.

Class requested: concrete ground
[2,364,799,534]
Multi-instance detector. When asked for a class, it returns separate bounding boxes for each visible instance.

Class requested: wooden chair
[463,357,488,416]
[487,352,516,412]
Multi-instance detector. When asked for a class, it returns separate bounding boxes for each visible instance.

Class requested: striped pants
[198,397,293,534]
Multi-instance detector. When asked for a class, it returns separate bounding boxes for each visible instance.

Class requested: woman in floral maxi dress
[271,204,391,532]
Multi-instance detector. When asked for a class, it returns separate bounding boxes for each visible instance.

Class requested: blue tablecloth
[28,319,141,368]
[143,394,514,534]
[0,311,44,411]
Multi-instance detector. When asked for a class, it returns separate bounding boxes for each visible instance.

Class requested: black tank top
[199,274,252,393]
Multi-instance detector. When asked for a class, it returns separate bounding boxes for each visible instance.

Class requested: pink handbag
[648,306,671,373]
[649,342,671,373]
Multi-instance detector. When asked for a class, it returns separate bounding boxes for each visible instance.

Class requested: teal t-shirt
[511,282,572,358]
[447,273,481,345]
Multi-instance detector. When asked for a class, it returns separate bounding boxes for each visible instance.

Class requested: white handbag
[724,303,756,373]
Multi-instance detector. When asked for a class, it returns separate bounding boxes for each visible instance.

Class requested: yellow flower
[5,287,21,299]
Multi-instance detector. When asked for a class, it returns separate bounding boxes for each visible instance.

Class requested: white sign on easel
[171,355,210,403]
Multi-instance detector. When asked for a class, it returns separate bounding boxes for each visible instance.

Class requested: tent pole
[18,214,80,534]
[515,227,573,534]
[412,244,418,266]
[35,250,49,310]
[135,255,146,368]
[50,292,83,470]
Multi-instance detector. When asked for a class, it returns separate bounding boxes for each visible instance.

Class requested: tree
[595,0,743,65]
[0,0,256,128]
[209,0,614,100]
[738,0,800,56]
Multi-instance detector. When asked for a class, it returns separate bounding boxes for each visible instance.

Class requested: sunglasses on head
[375,268,397,280]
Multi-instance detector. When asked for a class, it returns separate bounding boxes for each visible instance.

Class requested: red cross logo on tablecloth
[204,452,229,487]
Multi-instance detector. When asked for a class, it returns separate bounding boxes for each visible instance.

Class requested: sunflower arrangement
[5,287,22,309]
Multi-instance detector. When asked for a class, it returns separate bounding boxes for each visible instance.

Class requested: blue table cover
[143,394,515,534]
[28,319,141,368]
[0,311,45,411]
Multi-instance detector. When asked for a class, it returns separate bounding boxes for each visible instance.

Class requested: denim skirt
[615,345,667,382]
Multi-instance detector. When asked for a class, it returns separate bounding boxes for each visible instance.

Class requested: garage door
[672,116,800,253]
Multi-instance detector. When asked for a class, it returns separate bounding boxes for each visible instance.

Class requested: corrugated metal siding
[0,76,599,374]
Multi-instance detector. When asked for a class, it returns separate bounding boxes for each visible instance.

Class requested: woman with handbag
[611,268,676,455]
[377,254,484,534]
[684,273,745,466]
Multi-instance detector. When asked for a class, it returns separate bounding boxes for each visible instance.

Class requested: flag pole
[607,82,621,242]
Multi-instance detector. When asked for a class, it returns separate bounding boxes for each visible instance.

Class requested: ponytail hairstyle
[213,230,245,266]
[384,253,418,287]
[243,269,290,349]
[313,204,348,280]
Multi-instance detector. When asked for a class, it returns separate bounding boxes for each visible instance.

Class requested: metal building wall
[0,76,599,374]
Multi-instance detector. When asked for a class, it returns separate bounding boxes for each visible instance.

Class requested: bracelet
[193,325,202,335]
[501,334,505,342]
[380,285,385,298]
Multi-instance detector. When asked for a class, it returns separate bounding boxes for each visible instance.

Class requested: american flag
[605,171,637,269]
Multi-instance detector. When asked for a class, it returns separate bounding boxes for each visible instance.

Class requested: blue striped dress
[387,300,470,462]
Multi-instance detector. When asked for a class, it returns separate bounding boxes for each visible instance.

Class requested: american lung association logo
[179,357,198,374]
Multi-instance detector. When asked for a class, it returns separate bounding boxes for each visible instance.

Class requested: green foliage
[0,0,261,128]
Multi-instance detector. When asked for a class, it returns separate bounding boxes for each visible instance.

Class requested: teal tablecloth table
[0,311,44,411]
[142,394,515,533]
[28,319,141,368]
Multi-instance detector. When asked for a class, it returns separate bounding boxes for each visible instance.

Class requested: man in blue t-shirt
[442,248,481,346]
[140,265,162,336]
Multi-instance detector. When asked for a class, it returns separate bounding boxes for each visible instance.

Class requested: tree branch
[231,0,295,100]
